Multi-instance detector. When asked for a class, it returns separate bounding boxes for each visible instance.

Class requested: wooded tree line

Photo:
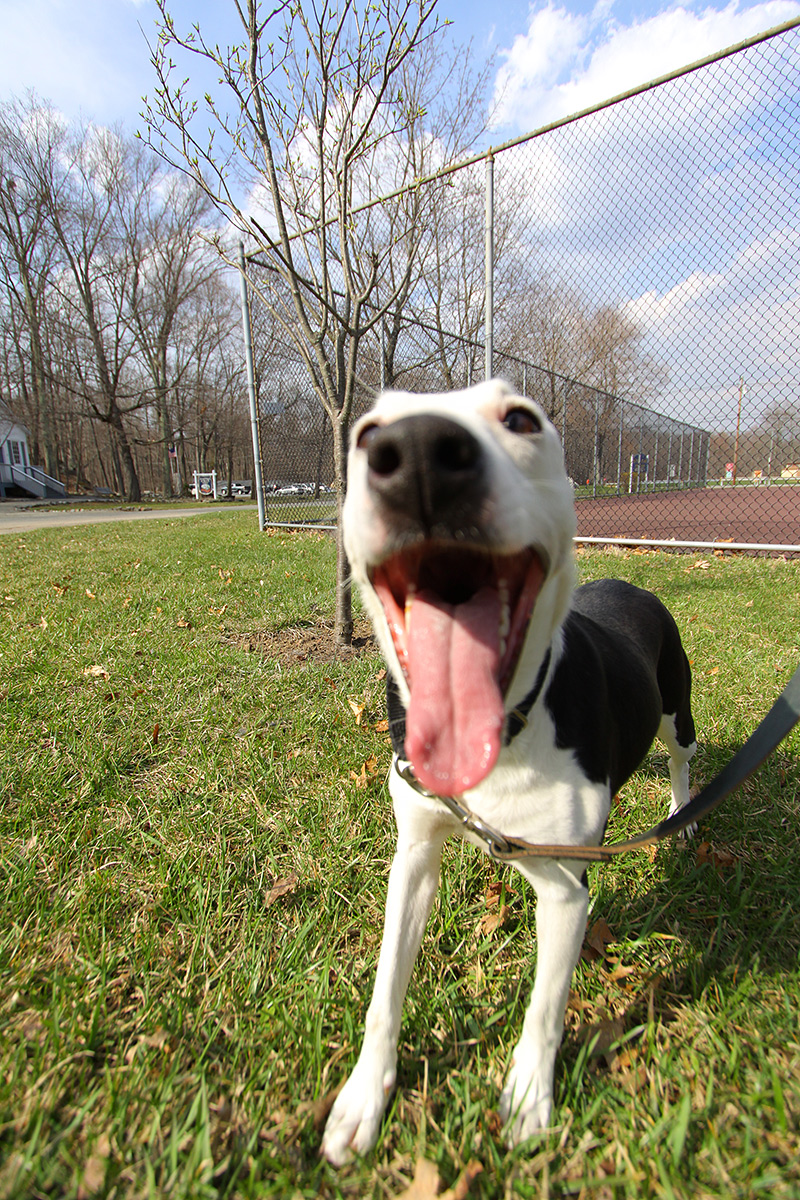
[0,94,252,500]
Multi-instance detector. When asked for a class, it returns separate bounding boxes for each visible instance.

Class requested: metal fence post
[593,395,600,496]
[485,152,494,382]
[653,425,660,491]
[238,242,266,531]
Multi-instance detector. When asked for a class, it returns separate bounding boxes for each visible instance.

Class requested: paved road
[0,501,258,535]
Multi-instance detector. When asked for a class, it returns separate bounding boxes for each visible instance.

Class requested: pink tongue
[405,586,503,795]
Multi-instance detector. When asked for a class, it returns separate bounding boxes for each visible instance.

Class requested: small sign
[194,471,217,500]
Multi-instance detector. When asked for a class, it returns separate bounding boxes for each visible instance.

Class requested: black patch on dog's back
[545,579,693,794]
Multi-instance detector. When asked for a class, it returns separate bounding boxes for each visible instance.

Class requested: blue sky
[1,0,798,135]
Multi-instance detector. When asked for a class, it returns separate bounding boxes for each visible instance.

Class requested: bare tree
[0,96,60,475]
[369,39,496,389]
[758,400,800,478]
[36,122,147,499]
[170,272,242,489]
[144,0,459,644]
[501,278,667,417]
[124,159,220,495]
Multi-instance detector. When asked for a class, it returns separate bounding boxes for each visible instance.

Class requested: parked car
[231,480,252,497]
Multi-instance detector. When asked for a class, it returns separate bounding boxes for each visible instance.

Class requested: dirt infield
[574,485,800,550]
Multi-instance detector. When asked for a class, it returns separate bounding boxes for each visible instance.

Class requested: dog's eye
[502,407,541,436]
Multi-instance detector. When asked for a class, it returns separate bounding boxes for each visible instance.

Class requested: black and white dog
[321,380,696,1165]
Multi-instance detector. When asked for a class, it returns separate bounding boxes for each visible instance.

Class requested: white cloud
[624,271,727,330]
[492,0,800,131]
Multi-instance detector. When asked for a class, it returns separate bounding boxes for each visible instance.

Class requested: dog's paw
[499,1052,553,1147]
[668,800,698,839]
[321,1063,395,1166]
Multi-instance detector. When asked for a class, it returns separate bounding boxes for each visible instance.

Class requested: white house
[0,401,65,499]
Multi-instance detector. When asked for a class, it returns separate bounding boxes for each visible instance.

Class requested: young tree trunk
[110,406,142,501]
[156,386,172,497]
[332,412,352,646]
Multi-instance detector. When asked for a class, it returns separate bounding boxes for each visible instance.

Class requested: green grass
[1,515,799,1198]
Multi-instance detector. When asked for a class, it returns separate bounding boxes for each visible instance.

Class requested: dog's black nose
[362,414,486,529]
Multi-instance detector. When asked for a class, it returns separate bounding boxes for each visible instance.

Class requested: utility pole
[485,151,494,381]
[733,376,744,484]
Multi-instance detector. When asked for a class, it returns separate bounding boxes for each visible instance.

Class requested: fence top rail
[243,14,800,260]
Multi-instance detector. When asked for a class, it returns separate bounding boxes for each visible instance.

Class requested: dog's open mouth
[371,544,546,796]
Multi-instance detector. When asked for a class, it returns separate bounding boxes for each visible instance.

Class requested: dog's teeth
[405,584,416,632]
[498,578,511,643]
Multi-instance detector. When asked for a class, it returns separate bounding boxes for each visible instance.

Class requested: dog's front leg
[500,859,590,1144]
[322,817,448,1166]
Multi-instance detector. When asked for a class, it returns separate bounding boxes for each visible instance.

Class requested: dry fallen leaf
[583,918,615,961]
[479,903,510,936]
[394,1158,483,1200]
[442,1161,483,1200]
[77,1133,111,1198]
[579,1016,626,1061]
[265,874,299,907]
[347,696,366,724]
[397,1157,440,1199]
[83,665,109,679]
[605,962,638,983]
[696,841,736,870]
[350,756,380,789]
[484,879,514,907]
[125,1029,171,1064]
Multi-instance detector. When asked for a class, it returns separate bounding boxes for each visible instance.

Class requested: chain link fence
[245,18,800,550]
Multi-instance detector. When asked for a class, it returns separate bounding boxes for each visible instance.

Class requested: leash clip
[395,760,512,859]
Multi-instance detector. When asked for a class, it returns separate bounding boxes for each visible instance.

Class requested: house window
[10,441,22,465]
